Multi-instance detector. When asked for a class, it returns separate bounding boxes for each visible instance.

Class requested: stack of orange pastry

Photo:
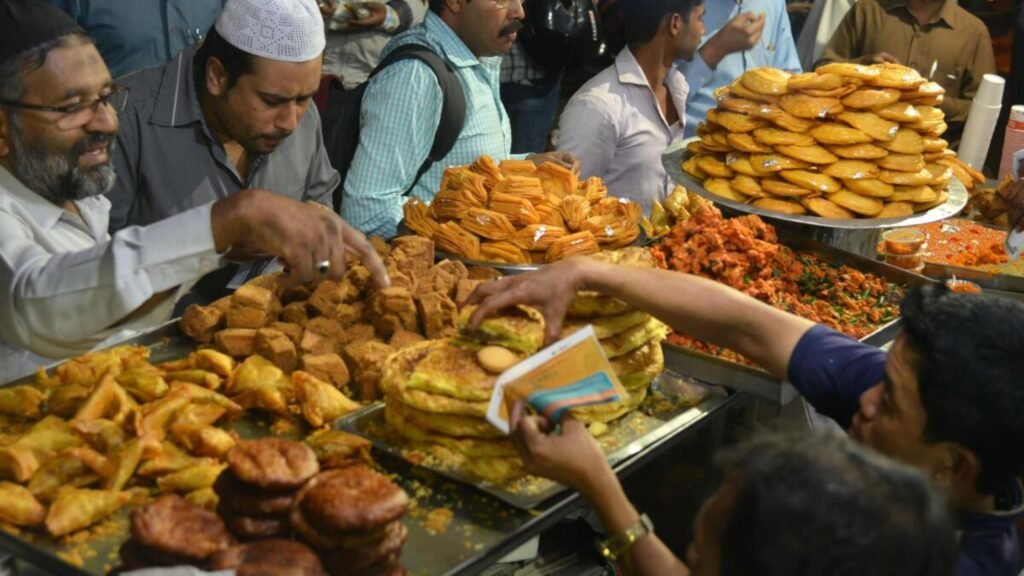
[683,63,981,219]
[404,155,642,264]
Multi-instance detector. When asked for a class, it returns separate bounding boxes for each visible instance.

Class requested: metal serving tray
[339,373,727,509]
[0,325,731,575]
[660,229,937,403]
[662,139,969,230]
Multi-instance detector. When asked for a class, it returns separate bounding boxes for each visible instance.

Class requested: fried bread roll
[511,224,567,251]
[880,129,925,154]
[749,154,811,174]
[841,88,901,109]
[729,79,781,103]
[774,144,839,164]
[836,111,899,141]
[829,143,889,159]
[559,195,591,231]
[727,132,774,153]
[874,102,922,123]
[431,189,471,220]
[741,67,792,95]
[696,155,734,178]
[877,201,915,218]
[765,108,819,132]
[889,185,937,203]
[780,170,841,194]
[822,160,879,180]
[712,110,767,133]
[403,200,440,238]
[802,196,856,219]
[787,71,845,91]
[809,123,873,144]
[489,191,541,226]
[753,127,816,147]
[925,163,953,188]
[816,62,880,80]
[469,155,503,189]
[879,168,933,186]
[844,178,895,198]
[828,189,884,216]
[913,189,949,212]
[763,178,817,197]
[779,93,843,119]
[866,63,925,89]
[878,153,926,173]
[725,153,761,177]
[730,175,766,197]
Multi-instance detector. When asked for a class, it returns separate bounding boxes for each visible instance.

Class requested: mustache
[500,20,523,37]
[71,132,116,159]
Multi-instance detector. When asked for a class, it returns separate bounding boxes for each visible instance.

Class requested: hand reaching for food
[700,12,766,69]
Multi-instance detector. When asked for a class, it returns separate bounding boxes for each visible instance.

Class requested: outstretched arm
[469,258,814,379]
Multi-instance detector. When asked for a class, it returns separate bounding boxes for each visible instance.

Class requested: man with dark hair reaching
[556,0,705,214]
[107,0,341,303]
[470,254,1024,575]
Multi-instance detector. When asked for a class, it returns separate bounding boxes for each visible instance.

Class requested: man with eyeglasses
[0,0,389,383]
[106,0,341,305]
[340,0,581,238]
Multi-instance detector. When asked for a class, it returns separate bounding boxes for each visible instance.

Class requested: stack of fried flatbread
[403,155,643,264]
[683,63,982,219]
[379,248,668,484]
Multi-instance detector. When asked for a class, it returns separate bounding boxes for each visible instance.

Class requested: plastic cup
[881,228,926,255]
[974,74,1006,107]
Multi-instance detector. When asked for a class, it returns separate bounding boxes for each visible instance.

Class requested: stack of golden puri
[403,154,643,265]
[379,248,668,485]
[683,63,979,219]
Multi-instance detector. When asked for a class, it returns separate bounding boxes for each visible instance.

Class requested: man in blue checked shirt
[341,0,579,239]
[677,0,802,138]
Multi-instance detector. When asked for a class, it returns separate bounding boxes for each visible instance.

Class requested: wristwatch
[597,513,655,562]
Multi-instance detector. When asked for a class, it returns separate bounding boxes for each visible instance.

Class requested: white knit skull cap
[215,0,325,62]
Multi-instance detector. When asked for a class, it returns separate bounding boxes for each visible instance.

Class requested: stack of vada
[684,62,984,219]
[291,465,410,576]
[214,438,320,540]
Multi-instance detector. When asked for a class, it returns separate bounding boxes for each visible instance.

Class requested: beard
[7,117,117,205]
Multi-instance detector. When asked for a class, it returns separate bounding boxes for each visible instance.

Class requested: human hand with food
[347,2,387,28]
[468,258,592,344]
[860,52,901,65]
[527,151,582,175]
[210,189,390,287]
[509,400,614,497]
[699,12,766,70]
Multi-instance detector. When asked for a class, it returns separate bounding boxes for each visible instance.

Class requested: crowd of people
[0,0,1022,574]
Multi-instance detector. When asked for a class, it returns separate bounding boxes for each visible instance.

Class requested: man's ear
[937,443,983,500]
[444,0,465,15]
[670,13,685,36]
[206,56,230,98]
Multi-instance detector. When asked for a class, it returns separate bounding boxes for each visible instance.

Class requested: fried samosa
[45,487,131,537]
[293,371,360,428]
[0,481,46,526]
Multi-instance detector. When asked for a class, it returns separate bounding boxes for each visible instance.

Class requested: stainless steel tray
[661,229,937,402]
[338,373,727,509]
[662,139,969,230]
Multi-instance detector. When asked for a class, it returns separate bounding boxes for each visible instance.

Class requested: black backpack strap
[373,44,467,196]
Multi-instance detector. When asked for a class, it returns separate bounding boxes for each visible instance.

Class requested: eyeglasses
[0,85,129,129]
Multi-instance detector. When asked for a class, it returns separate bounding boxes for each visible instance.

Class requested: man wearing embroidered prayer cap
[0,0,388,382]
[107,0,341,305]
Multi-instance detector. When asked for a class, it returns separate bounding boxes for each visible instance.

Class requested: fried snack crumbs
[424,507,454,535]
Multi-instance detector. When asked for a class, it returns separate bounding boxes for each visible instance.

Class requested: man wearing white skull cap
[107,0,340,303]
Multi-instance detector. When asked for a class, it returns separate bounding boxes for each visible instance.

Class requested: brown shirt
[817,0,996,123]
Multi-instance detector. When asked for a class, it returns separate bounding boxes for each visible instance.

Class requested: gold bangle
[597,513,654,562]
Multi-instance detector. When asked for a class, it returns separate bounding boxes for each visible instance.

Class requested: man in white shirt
[0,0,387,382]
[556,0,706,214]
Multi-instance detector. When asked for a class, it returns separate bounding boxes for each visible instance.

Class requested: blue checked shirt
[341,12,523,238]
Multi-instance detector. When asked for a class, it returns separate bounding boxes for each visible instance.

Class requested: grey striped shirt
[107,45,339,231]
